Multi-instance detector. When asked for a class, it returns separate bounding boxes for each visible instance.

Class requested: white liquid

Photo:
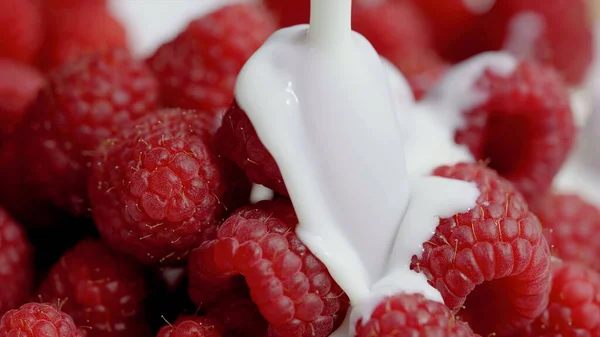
[235,0,479,335]
[503,12,545,60]
[249,184,275,204]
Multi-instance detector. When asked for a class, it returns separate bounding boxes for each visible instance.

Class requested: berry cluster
[0,1,597,337]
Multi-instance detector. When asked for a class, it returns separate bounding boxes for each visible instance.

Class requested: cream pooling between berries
[235,0,479,335]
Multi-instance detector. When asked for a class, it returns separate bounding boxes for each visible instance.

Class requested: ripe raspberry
[89,109,248,265]
[188,199,350,337]
[22,48,159,216]
[206,290,268,337]
[352,1,444,99]
[519,261,600,337]
[157,316,224,337]
[0,0,42,63]
[263,0,309,27]
[0,136,68,228]
[147,4,276,115]
[440,0,593,85]
[37,240,149,337]
[355,293,478,337]
[411,162,552,336]
[42,0,106,10]
[455,61,575,201]
[216,102,287,196]
[0,302,82,337]
[0,208,34,315]
[40,5,128,70]
[531,194,600,273]
[0,59,44,134]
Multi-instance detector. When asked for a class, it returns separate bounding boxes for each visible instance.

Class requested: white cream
[235,0,480,335]
[503,12,546,60]
[249,184,275,203]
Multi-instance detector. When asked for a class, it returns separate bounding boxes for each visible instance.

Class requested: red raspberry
[22,48,159,216]
[412,0,482,57]
[206,290,268,337]
[216,102,287,196]
[157,316,224,337]
[0,59,44,134]
[42,0,106,10]
[0,302,82,337]
[0,136,67,228]
[146,4,276,115]
[352,1,445,99]
[0,208,34,315]
[519,261,600,337]
[40,5,128,71]
[440,0,593,85]
[89,108,248,265]
[263,0,309,27]
[37,240,149,337]
[455,61,575,201]
[0,0,42,64]
[411,162,551,336]
[188,199,350,337]
[531,194,600,273]
[355,293,478,337]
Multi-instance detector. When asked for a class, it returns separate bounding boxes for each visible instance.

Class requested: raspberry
[42,0,106,10]
[146,4,276,115]
[454,61,575,201]
[0,0,42,64]
[352,1,445,99]
[216,102,287,196]
[21,48,159,216]
[89,108,248,265]
[0,59,44,134]
[206,290,268,337]
[0,208,34,315]
[157,316,224,337]
[355,293,478,337]
[37,240,149,337]
[40,5,128,70]
[263,0,309,27]
[531,194,600,273]
[0,303,82,337]
[0,136,68,228]
[411,162,551,336]
[519,261,600,337]
[440,0,593,85]
[188,199,350,337]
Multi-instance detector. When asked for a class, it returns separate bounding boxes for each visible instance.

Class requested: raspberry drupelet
[157,316,224,337]
[355,293,479,337]
[21,48,159,216]
[89,108,249,265]
[37,240,150,337]
[412,162,552,336]
[146,3,277,115]
[519,260,600,337]
[532,193,600,273]
[187,199,350,337]
[455,61,575,201]
[0,208,34,315]
[0,302,82,337]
